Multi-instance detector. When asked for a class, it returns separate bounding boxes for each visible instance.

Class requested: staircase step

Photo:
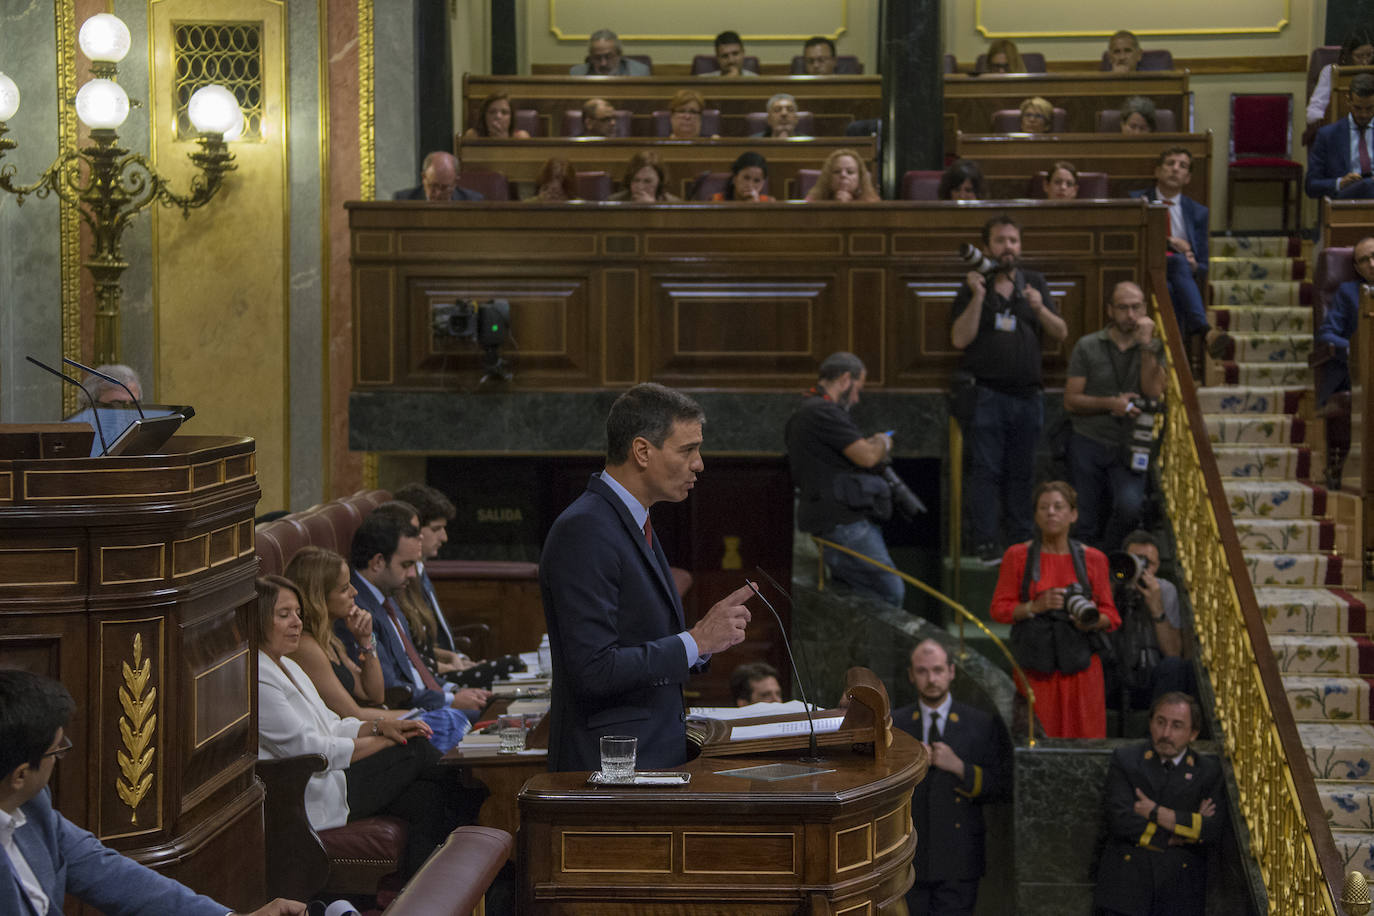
[1319,781,1374,829]
[1206,414,1305,445]
[1212,445,1310,480]
[1230,334,1314,364]
[1210,305,1310,333]
[1224,480,1327,518]
[1210,256,1302,281]
[1258,587,1368,635]
[1299,723,1374,779]
[1209,280,1306,306]
[1234,516,1333,551]
[1284,674,1374,721]
[1332,829,1374,871]
[1274,635,1374,675]
[1213,362,1312,387]
[1194,386,1307,416]
[1246,551,1347,587]
[1213,236,1301,258]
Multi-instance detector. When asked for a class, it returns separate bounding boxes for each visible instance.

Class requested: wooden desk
[347,199,1171,392]
[462,74,880,139]
[1321,198,1374,248]
[518,732,926,914]
[943,71,1191,137]
[954,131,1213,207]
[457,136,877,200]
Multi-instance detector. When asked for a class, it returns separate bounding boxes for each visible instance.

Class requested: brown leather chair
[383,826,513,915]
[651,108,722,138]
[789,54,864,74]
[691,53,760,75]
[1029,170,1110,199]
[513,108,541,137]
[991,108,1069,133]
[456,170,511,201]
[560,108,632,138]
[1095,108,1179,132]
[575,170,613,201]
[689,170,771,200]
[900,169,945,201]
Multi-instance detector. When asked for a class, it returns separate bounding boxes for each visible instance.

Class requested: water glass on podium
[498,714,526,753]
[599,735,636,781]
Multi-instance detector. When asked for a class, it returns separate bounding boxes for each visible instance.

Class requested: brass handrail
[810,535,1037,747]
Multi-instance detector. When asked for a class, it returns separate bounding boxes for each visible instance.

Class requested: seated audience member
[1130,147,1231,357]
[0,670,305,916]
[570,28,650,76]
[463,91,530,139]
[1107,29,1144,72]
[73,362,145,454]
[802,36,838,75]
[990,481,1121,738]
[711,151,773,201]
[893,639,1010,916]
[284,545,472,753]
[393,151,484,201]
[529,157,580,202]
[701,30,759,77]
[1308,72,1374,200]
[1017,96,1053,133]
[80,362,141,404]
[730,662,784,705]
[1119,95,1158,134]
[580,97,619,138]
[939,159,985,200]
[805,148,881,201]
[256,575,477,880]
[1314,235,1374,405]
[982,37,1025,73]
[1108,530,1195,709]
[1307,30,1374,132]
[1093,693,1222,916]
[1044,160,1079,199]
[609,151,682,202]
[755,93,803,138]
[666,88,710,139]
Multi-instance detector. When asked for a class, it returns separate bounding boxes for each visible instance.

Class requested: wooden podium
[0,434,265,912]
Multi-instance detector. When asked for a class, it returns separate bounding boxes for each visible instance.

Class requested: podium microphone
[62,357,144,419]
[745,579,824,764]
[26,355,110,456]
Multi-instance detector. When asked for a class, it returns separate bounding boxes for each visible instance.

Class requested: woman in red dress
[991,480,1120,737]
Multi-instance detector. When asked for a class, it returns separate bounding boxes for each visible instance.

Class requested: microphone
[62,356,144,419]
[752,565,822,712]
[745,578,824,764]
[26,355,110,456]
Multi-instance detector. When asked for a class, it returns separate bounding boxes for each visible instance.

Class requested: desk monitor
[103,406,195,457]
[65,404,193,456]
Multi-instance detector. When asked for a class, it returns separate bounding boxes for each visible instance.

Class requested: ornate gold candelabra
[0,13,239,364]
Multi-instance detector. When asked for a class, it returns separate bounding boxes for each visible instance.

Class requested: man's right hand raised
[689,584,754,655]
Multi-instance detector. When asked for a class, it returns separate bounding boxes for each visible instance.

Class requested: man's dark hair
[981,212,1020,245]
[393,483,455,525]
[818,351,865,382]
[0,669,74,776]
[715,30,744,51]
[605,383,705,465]
[1150,690,1202,731]
[1353,73,1374,98]
[804,36,836,56]
[1122,529,1159,551]
[730,661,781,704]
[1155,146,1192,170]
[350,509,419,569]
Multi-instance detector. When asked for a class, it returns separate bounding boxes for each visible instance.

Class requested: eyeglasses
[43,734,73,761]
[1021,111,1048,122]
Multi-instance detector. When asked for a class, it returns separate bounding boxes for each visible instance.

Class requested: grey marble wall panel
[373,1,417,198]
[112,0,154,394]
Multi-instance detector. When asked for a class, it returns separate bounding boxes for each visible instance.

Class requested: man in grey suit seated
[0,669,302,916]
[569,29,650,76]
[392,151,484,202]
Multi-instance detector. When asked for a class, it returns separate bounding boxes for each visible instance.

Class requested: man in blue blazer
[1315,236,1374,405]
[1130,147,1231,358]
[1307,73,1374,200]
[0,670,302,916]
[392,151,485,202]
[540,383,756,772]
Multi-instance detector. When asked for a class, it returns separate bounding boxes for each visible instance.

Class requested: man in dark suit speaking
[540,383,754,772]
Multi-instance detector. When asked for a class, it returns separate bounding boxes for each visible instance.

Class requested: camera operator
[785,352,903,606]
[951,214,1068,565]
[1108,530,1194,710]
[1063,281,1166,551]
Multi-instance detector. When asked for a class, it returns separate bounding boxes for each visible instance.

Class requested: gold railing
[1151,277,1342,914]
[811,535,1036,747]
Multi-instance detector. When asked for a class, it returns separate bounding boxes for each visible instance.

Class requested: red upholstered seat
[1230,156,1302,168]
[457,170,510,201]
[513,108,541,137]
[294,509,339,555]
[256,519,309,576]
[1227,93,1301,231]
[318,816,407,864]
[317,500,363,555]
[575,170,612,201]
[795,168,821,199]
[900,170,944,201]
[384,826,514,916]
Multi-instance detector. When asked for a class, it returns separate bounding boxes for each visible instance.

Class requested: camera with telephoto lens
[958,243,998,276]
[1060,583,1100,626]
[877,463,927,521]
[1108,551,1148,614]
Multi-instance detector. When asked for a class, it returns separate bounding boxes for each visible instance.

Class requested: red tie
[385,598,443,692]
[643,515,653,548]
[1360,126,1372,175]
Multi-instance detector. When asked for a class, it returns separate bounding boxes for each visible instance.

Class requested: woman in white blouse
[256,575,472,878]
[1308,33,1374,130]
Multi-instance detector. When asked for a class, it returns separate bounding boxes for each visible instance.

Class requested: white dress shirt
[0,806,49,915]
[918,694,954,744]
[1152,186,1188,243]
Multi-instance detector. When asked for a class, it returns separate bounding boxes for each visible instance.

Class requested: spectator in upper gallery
[940,160,985,201]
[528,158,580,202]
[805,148,881,202]
[1120,96,1158,134]
[1306,29,1374,131]
[666,89,711,139]
[580,97,619,138]
[393,151,484,201]
[608,151,682,202]
[700,30,759,78]
[730,662,784,705]
[1044,160,1080,200]
[1107,29,1145,73]
[801,36,838,75]
[463,91,531,140]
[754,93,803,138]
[1308,72,1374,200]
[981,38,1025,74]
[1018,96,1054,133]
[569,28,650,76]
[710,151,773,201]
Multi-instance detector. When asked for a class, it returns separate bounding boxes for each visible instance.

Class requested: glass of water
[599,735,637,781]
[537,644,553,677]
[497,714,526,754]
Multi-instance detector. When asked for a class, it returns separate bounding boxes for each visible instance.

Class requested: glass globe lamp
[74,78,130,130]
[78,14,132,64]
[187,85,242,136]
[0,73,19,122]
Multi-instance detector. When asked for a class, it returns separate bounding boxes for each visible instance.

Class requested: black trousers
[906,877,979,916]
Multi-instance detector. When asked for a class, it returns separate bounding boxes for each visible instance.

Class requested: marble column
[879,0,943,196]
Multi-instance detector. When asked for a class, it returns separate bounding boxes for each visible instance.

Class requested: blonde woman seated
[462,91,531,139]
[284,545,471,753]
[1044,160,1080,200]
[667,89,713,139]
[805,148,881,202]
[1018,96,1054,133]
[608,152,682,202]
[982,38,1025,74]
[256,575,473,879]
[528,157,579,201]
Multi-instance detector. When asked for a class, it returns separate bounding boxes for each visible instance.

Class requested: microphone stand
[26,355,110,456]
[746,579,825,764]
[62,357,145,419]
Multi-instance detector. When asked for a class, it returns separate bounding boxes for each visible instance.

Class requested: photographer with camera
[991,481,1120,738]
[951,214,1068,565]
[1063,281,1166,552]
[785,352,904,606]
[1107,531,1194,711]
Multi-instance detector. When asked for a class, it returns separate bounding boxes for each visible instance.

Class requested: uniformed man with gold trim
[1094,691,1223,916]
[893,639,1011,916]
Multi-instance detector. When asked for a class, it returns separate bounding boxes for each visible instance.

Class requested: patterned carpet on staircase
[1201,236,1374,870]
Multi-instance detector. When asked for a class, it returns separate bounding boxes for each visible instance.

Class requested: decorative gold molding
[116,634,157,824]
[56,0,81,416]
[358,0,375,201]
[974,0,1290,38]
[362,451,379,490]
[547,0,848,42]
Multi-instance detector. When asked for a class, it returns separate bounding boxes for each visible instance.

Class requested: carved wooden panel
[681,832,797,875]
[95,619,165,840]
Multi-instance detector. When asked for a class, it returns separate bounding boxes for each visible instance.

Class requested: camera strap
[1019,537,1091,603]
